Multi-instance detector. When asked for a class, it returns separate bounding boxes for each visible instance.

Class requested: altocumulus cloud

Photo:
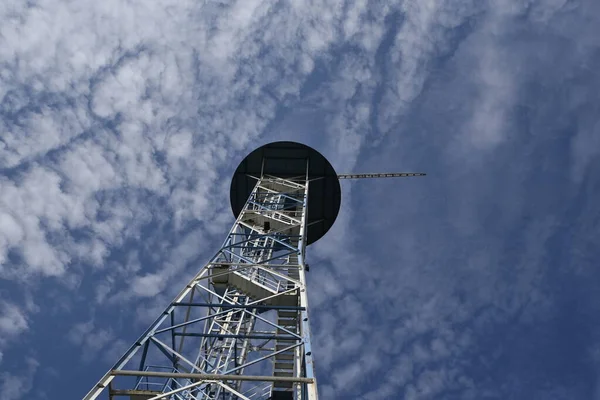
[1,0,600,399]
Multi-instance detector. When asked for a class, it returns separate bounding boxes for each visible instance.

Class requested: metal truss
[337,172,426,179]
[84,174,317,400]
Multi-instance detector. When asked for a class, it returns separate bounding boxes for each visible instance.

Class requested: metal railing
[233,267,284,293]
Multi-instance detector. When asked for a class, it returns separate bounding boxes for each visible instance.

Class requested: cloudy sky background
[1,0,600,399]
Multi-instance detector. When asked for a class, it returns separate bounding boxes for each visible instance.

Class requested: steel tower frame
[84,172,317,400]
[84,138,425,400]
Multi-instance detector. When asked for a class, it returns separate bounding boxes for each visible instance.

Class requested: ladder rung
[277,317,298,323]
[277,321,298,327]
[276,344,296,350]
[276,329,297,335]
[275,353,294,360]
[275,362,294,370]
[278,311,298,318]
[273,381,294,389]
[276,341,297,346]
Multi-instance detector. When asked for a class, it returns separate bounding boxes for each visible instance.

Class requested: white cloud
[0,168,76,278]
[0,302,28,342]
[0,105,90,169]
[0,302,36,399]
[571,118,600,183]
[0,212,24,265]
[59,143,120,194]
[68,319,115,363]
[0,357,38,400]
[373,0,484,136]
[131,273,166,298]
[463,42,515,150]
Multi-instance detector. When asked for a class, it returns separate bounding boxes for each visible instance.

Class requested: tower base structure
[84,142,341,400]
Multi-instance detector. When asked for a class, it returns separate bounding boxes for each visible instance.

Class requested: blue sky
[1,0,599,399]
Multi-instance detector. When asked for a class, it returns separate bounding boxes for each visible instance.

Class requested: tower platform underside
[230,141,341,245]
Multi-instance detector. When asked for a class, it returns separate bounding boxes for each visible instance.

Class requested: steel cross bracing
[84,174,317,400]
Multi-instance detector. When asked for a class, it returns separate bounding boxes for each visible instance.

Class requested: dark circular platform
[230,141,341,245]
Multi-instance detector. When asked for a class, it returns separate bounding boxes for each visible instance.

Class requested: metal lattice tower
[84,141,424,400]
